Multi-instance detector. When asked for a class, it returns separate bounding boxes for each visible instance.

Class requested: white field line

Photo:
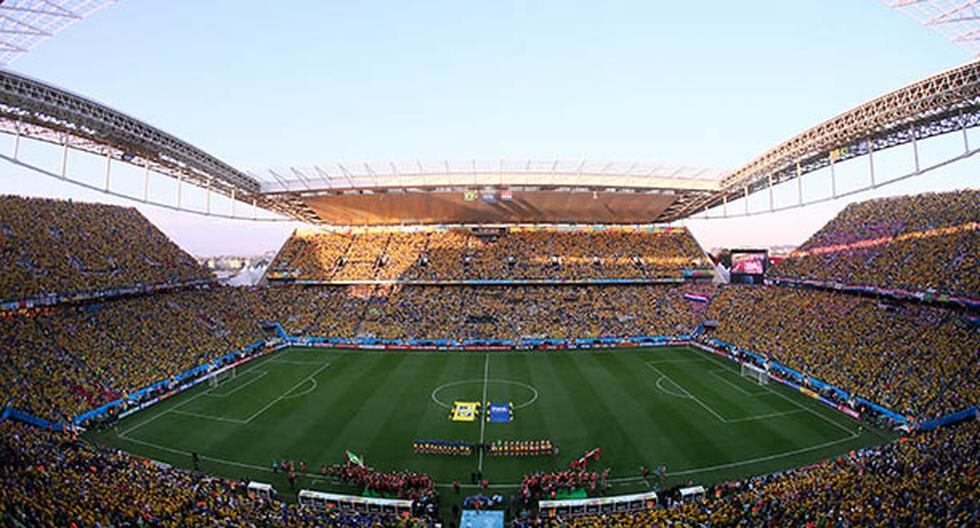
[243,361,331,424]
[656,433,858,477]
[430,379,539,410]
[283,377,318,400]
[655,376,693,399]
[113,347,864,492]
[708,369,768,397]
[478,353,490,472]
[119,387,215,437]
[172,409,247,424]
[646,358,715,365]
[205,370,268,398]
[115,427,861,492]
[646,362,728,422]
[723,409,807,423]
[698,352,859,438]
[114,433,345,485]
[759,379,859,437]
[647,361,824,425]
[267,359,327,366]
[118,352,279,437]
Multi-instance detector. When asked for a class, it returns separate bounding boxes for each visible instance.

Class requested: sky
[0,0,976,255]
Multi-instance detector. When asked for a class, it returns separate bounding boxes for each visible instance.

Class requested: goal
[740,362,769,385]
[209,366,236,387]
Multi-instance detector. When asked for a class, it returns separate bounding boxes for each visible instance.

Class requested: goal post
[740,362,769,385]
[208,366,236,387]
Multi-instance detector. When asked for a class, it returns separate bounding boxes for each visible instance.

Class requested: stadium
[0,1,977,527]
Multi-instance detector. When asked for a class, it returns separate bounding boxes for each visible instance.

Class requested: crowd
[0,196,211,302]
[2,390,974,527]
[267,284,708,342]
[0,287,265,421]
[1,282,710,422]
[269,227,711,281]
[0,189,976,525]
[706,285,979,421]
[514,418,978,527]
[328,463,436,502]
[519,469,610,502]
[0,420,435,527]
[10,277,973,425]
[770,189,979,297]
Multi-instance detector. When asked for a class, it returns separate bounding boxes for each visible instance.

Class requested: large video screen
[730,250,767,284]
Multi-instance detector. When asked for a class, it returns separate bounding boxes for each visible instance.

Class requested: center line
[478,352,490,472]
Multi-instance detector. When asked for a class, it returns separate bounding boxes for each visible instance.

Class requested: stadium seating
[6,279,975,423]
[1,414,974,527]
[0,196,211,301]
[514,418,978,527]
[252,284,709,342]
[706,285,979,421]
[268,227,710,281]
[0,287,263,421]
[769,189,979,297]
[0,420,432,527]
[0,283,712,421]
[0,190,976,527]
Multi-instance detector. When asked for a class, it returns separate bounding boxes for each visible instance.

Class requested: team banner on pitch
[487,402,513,423]
[451,401,480,422]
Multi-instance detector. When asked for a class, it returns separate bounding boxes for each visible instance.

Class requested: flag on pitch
[346,450,365,468]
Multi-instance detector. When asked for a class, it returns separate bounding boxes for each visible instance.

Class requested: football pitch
[91,345,895,498]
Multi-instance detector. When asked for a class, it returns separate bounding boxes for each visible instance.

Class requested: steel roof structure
[885,0,980,57]
[0,0,115,66]
[0,57,977,224]
[0,68,265,204]
[674,59,980,219]
[252,161,727,193]
[250,161,727,225]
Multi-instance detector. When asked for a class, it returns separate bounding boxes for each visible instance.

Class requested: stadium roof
[885,0,980,57]
[0,0,115,66]
[249,161,727,225]
[251,161,728,193]
[253,62,980,225]
[673,59,980,219]
[0,55,977,225]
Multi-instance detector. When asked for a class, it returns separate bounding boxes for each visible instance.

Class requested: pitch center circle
[430,379,539,410]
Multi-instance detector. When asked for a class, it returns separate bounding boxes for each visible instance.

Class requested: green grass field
[90,345,895,500]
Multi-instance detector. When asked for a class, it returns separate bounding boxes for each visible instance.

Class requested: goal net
[740,362,769,385]
[209,366,236,387]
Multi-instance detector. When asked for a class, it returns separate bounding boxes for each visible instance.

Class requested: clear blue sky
[0,0,976,255]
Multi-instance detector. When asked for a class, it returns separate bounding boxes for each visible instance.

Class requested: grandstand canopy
[250,161,727,225]
[0,54,977,225]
